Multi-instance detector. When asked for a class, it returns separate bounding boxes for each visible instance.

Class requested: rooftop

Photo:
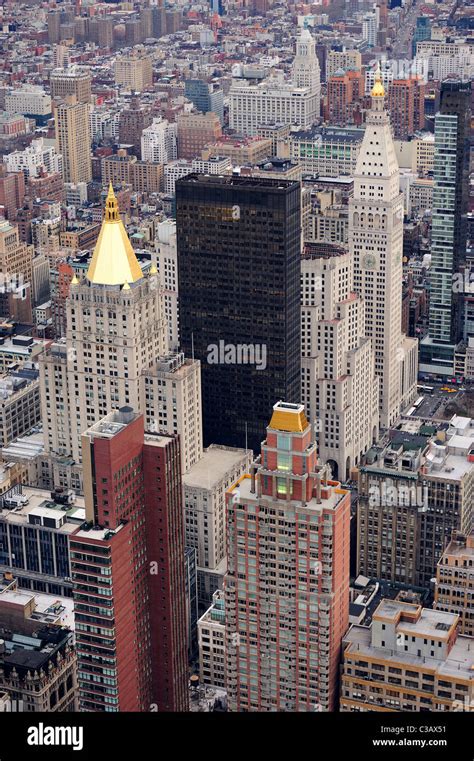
[345,623,474,682]
[184,444,251,490]
[176,172,299,190]
[0,486,85,531]
[232,472,348,513]
[85,406,139,440]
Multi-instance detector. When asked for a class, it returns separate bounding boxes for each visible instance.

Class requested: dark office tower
[72,408,189,712]
[176,174,301,453]
[424,80,471,366]
[439,80,471,276]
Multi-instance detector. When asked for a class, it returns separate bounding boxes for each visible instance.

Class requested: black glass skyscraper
[176,174,301,452]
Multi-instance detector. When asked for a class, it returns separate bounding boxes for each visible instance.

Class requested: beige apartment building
[435,531,474,638]
[101,152,163,193]
[55,99,92,184]
[114,53,153,92]
[341,598,473,712]
[326,49,362,79]
[0,374,41,447]
[207,136,273,166]
[183,444,252,610]
[141,352,202,475]
[0,219,33,283]
[50,66,91,104]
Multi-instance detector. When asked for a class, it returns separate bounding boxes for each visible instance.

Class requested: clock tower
[349,64,418,427]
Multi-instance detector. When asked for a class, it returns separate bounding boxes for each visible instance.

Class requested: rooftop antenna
[245,421,248,451]
[191,331,195,361]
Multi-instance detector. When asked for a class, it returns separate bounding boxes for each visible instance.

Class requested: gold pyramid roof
[269,402,308,433]
[86,183,143,286]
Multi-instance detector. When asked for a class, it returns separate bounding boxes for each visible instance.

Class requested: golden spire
[86,183,143,286]
[149,263,158,275]
[371,61,385,98]
[71,273,79,285]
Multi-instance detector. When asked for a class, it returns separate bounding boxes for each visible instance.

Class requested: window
[277,434,291,451]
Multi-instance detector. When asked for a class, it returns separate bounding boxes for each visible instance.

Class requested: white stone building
[349,67,418,428]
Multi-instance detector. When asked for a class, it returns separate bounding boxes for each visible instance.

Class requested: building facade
[301,248,379,482]
[435,531,474,638]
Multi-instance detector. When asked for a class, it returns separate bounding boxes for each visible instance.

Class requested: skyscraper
[349,65,417,427]
[55,99,92,185]
[301,247,379,482]
[72,407,188,711]
[176,174,301,453]
[225,401,351,711]
[388,77,425,140]
[39,184,167,464]
[420,80,471,376]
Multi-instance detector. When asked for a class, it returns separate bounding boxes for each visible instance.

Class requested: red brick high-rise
[0,167,25,220]
[72,408,189,712]
[225,402,351,712]
[327,70,363,126]
[388,77,425,139]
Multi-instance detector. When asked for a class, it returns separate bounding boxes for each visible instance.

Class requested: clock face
[363,253,377,270]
